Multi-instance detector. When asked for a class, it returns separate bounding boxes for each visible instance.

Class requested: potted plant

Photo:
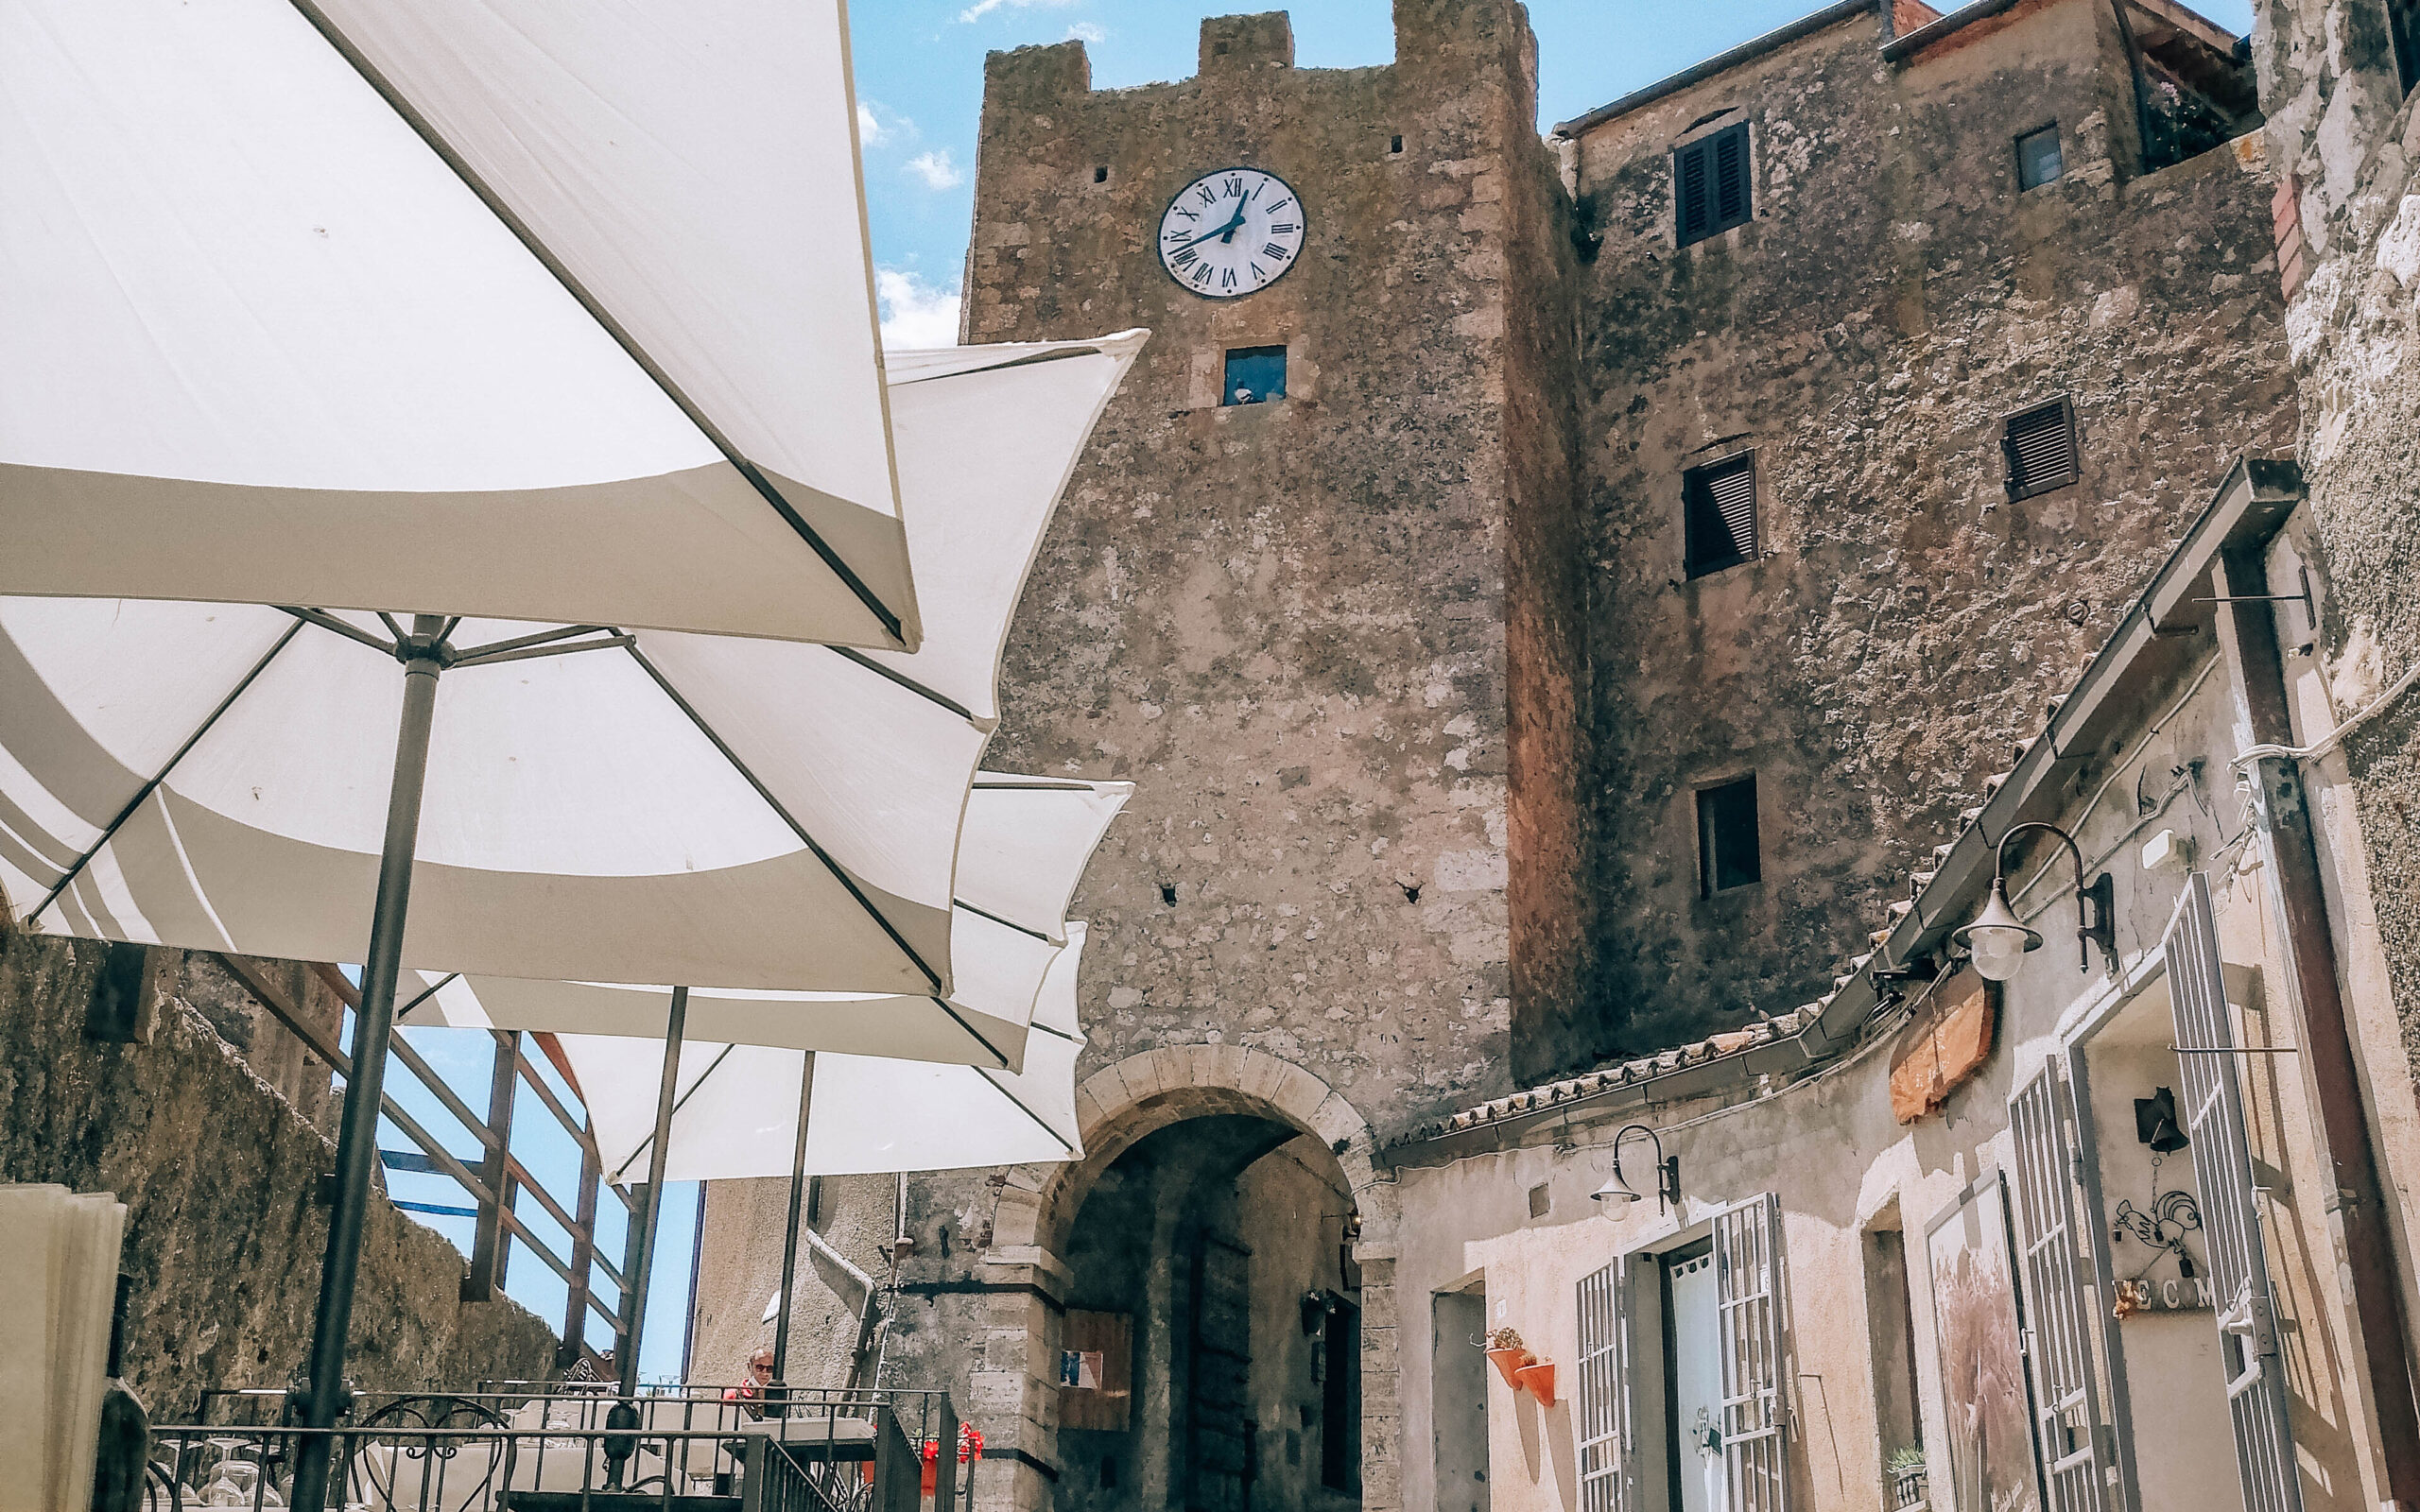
[1483,1326,1533,1387]
[1886,1445,1927,1509]
[1513,1358,1557,1407]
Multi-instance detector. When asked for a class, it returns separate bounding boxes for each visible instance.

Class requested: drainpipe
[2211,542,2420,1504]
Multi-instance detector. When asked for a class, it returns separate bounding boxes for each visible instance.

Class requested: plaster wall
[1564,0,2295,1064]
[0,933,557,1418]
[683,1173,896,1395]
[1386,641,2403,1512]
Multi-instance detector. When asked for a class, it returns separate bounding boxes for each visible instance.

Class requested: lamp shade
[1955,878,2042,982]
[1591,1173,1642,1206]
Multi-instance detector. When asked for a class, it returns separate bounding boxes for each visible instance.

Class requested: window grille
[1675,122,1753,246]
[2164,874,2304,1512]
[1715,1193,1791,1512]
[1576,1258,1633,1512]
[1683,452,1757,576]
[2008,1064,2115,1512]
[2003,398,2080,500]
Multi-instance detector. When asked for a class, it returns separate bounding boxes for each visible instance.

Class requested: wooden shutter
[2007,1064,2115,1512]
[1576,1257,1634,1512]
[1674,123,1753,246]
[2164,874,2305,1512]
[1684,453,1756,576]
[2003,399,2079,499]
[1714,128,1749,227]
[1714,1194,1790,1512]
[1675,138,1711,244]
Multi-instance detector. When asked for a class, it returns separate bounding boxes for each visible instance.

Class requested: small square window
[1698,776,1761,897]
[2016,125,2065,189]
[1390,133,1405,154]
[2003,397,2080,499]
[1093,165,1110,184]
[1223,345,1287,405]
[1682,451,1757,577]
[1674,121,1753,246]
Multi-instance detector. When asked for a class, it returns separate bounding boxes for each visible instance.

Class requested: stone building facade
[2249,0,2420,1091]
[692,3,2330,1509]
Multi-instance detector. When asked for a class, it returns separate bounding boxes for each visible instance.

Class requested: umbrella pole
[603,988,686,1487]
[770,1050,818,1418]
[289,618,448,1512]
[617,988,688,1370]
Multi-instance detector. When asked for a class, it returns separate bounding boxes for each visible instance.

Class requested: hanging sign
[1891,968,1996,1124]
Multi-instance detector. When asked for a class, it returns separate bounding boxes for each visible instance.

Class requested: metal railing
[147,1387,951,1511]
[216,955,631,1366]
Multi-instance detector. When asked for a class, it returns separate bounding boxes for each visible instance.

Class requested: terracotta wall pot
[1486,1346,1532,1387]
[1515,1360,1556,1408]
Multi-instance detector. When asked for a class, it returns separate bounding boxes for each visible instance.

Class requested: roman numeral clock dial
[1157,167,1305,299]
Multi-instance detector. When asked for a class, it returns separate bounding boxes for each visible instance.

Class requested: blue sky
[857,0,2256,344]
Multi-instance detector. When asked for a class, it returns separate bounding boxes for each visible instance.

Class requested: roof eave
[1550,0,1883,141]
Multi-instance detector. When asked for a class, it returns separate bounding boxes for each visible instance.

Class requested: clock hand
[1175,204,1250,251]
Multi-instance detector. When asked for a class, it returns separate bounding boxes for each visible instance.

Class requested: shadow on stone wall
[0,930,557,1418]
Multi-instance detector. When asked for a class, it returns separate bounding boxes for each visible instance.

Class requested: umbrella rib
[950,899,1053,944]
[621,644,945,994]
[274,0,907,646]
[929,998,1012,1070]
[971,1066,1078,1154]
[451,634,634,670]
[1025,1020,1081,1046]
[611,1039,736,1183]
[450,624,615,662]
[890,346,1101,386]
[395,971,460,1022]
[276,606,396,656]
[829,647,975,722]
[34,621,305,922]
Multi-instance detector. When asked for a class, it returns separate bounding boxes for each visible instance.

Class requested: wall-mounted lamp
[1591,1124,1680,1213]
[1950,821,2115,981]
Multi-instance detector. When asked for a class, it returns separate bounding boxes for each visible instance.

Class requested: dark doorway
[1056,1113,1363,1511]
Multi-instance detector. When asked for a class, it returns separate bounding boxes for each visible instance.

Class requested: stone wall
[1564,0,2295,1063]
[966,0,1582,1131]
[0,931,557,1417]
[2250,0,2420,1080]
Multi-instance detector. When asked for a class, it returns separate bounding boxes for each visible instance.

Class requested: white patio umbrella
[398,775,1135,1069]
[416,775,1128,1387]
[2,0,917,648]
[562,924,1094,1185]
[0,323,1138,1501]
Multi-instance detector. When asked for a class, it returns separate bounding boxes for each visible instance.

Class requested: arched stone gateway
[971,1046,1401,1512]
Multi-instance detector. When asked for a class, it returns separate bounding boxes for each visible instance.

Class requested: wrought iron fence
[146,1386,946,1511]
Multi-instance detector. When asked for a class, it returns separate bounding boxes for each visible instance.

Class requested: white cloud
[904,150,963,191]
[1065,21,1105,42]
[856,102,885,147]
[875,269,961,349]
[957,0,1078,22]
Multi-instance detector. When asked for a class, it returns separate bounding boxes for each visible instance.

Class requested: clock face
[1156,167,1305,299]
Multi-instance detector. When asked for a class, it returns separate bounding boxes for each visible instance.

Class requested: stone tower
[968,0,1587,1118]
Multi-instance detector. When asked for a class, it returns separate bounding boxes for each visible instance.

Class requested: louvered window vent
[1674,121,1752,247]
[2003,397,2080,500]
[1682,451,1757,577]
